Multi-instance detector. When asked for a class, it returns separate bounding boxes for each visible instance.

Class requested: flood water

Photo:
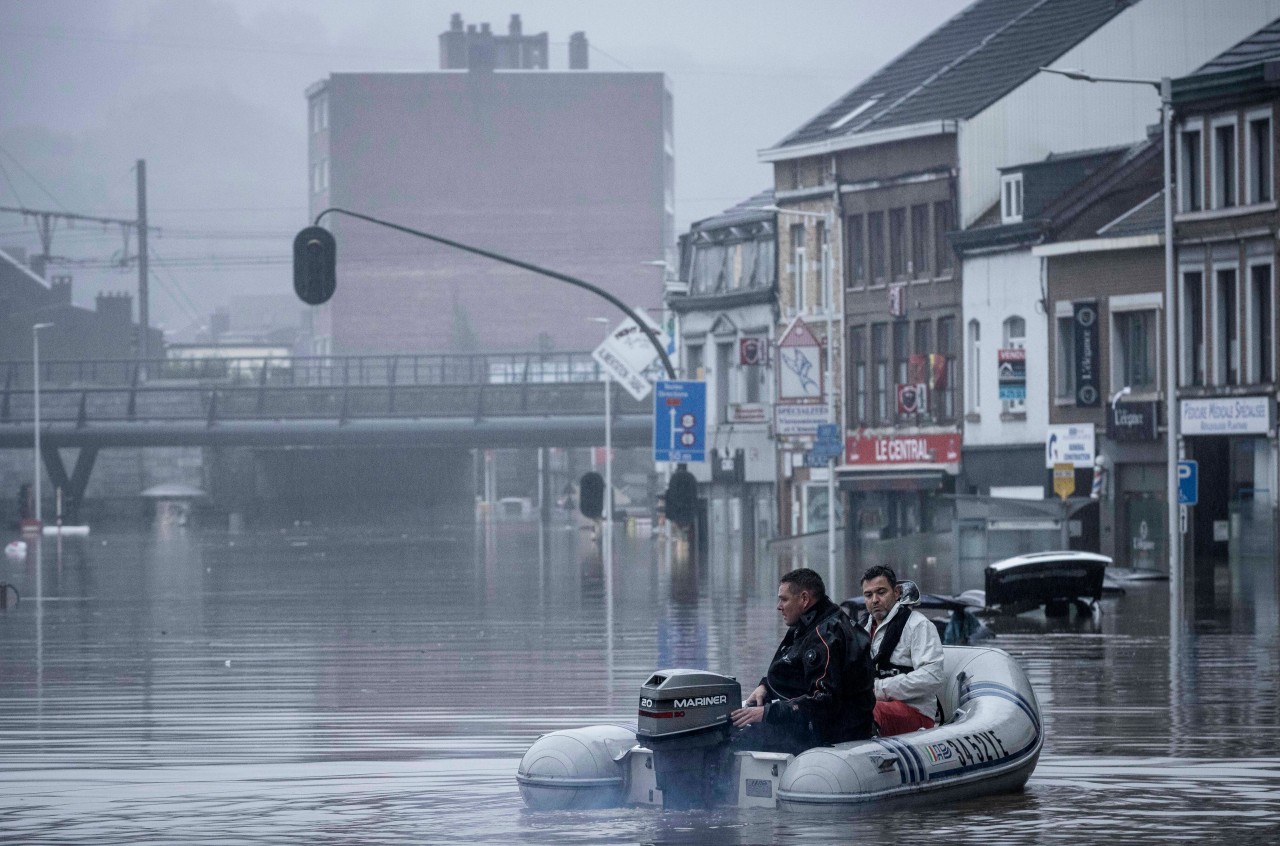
[2,518,1278,844]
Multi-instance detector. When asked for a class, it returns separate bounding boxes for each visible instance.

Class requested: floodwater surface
[1,519,1278,844]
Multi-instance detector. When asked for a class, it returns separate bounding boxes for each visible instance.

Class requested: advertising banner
[845,433,961,468]
[1072,302,1100,407]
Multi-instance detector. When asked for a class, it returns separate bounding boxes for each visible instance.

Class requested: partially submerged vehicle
[516,644,1041,811]
[984,550,1110,617]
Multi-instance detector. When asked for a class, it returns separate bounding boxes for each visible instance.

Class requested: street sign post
[654,380,707,463]
[1177,460,1198,506]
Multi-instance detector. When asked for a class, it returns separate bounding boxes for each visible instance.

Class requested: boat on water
[516,644,1041,811]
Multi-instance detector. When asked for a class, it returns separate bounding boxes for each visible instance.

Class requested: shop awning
[839,472,946,492]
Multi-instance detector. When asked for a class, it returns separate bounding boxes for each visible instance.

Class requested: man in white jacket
[859,565,946,736]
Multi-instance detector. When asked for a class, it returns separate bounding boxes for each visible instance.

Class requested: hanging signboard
[1072,302,1100,407]
[739,337,767,366]
[1053,462,1075,501]
[1108,400,1159,442]
[776,316,824,403]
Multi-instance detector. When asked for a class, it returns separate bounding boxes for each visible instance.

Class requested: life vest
[871,605,915,679]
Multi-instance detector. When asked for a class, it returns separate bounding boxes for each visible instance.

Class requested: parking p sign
[1177,460,1198,506]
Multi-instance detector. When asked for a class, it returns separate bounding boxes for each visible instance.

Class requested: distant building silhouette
[305,13,672,354]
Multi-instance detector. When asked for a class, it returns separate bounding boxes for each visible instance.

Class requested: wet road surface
[1,520,1277,844]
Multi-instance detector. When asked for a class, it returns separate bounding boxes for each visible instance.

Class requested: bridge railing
[2,351,611,390]
[0,381,651,425]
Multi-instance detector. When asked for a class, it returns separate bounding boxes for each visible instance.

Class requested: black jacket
[761,596,876,746]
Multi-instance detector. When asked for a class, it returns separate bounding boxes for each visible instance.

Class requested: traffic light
[293,226,336,305]
[664,467,697,527]
[579,472,604,520]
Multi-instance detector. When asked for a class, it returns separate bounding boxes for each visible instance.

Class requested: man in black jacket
[729,568,875,754]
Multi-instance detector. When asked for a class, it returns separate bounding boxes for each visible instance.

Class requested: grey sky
[0,0,971,338]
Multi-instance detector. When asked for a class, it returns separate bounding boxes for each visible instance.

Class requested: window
[967,319,981,415]
[1000,173,1024,223]
[716,341,733,423]
[311,96,328,133]
[850,325,867,424]
[1002,316,1026,414]
[933,201,954,276]
[1249,263,1274,384]
[937,316,957,419]
[743,336,766,403]
[910,204,930,279]
[868,211,886,286]
[1113,310,1158,393]
[791,224,807,313]
[1212,119,1238,209]
[816,221,831,311]
[1180,127,1203,212]
[847,214,866,288]
[914,320,932,359]
[1181,271,1205,386]
[1055,309,1076,401]
[889,208,907,280]
[871,323,889,424]
[311,159,329,194]
[686,343,704,381]
[892,322,909,420]
[1248,114,1273,204]
[1214,267,1239,385]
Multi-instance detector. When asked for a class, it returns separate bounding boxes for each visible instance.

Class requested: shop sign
[845,433,961,468]
[1073,302,1100,407]
[775,402,830,436]
[729,402,767,424]
[1180,396,1271,436]
[1108,400,1159,442]
[1045,423,1095,469]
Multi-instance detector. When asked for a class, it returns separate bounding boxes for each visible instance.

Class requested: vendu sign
[846,433,961,468]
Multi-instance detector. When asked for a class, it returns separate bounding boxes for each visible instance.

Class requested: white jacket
[863,602,946,720]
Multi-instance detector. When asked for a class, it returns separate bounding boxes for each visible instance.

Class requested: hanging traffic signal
[664,467,698,527]
[293,226,336,305]
[579,472,605,520]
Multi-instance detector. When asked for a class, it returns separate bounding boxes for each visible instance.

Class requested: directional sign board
[1053,462,1075,501]
[654,380,707,463]
[1178,460,1198,506]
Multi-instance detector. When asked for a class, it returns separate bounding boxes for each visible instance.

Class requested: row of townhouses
[667,0,1280,600]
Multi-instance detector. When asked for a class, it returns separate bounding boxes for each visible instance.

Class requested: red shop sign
[845,433,961,467]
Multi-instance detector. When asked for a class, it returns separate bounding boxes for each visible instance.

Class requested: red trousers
[874,700,935,736]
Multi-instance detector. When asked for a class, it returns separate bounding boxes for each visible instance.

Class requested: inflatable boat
[517,644,1041,811]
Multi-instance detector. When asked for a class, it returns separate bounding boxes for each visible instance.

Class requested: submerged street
[1,518,1277,844]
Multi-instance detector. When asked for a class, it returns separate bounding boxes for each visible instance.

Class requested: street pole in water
[32,323,53,526]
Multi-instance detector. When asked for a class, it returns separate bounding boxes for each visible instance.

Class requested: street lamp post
[1040,67,1180,628]
[32,323,53,526]
[589,317,614,574]
[766,204,840,589]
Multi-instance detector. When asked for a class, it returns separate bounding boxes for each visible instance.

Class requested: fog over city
[0,0,970,337]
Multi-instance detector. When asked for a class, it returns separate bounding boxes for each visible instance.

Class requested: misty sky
[0,0,971,339]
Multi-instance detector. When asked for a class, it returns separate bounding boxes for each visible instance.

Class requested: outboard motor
[635,669,741,809]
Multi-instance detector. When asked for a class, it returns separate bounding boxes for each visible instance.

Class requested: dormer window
[1001,173,1024,223]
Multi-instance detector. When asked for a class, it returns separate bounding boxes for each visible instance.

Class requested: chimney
[49,274,72,305]
[95,291,133,326]
[569,31,589,70]
[439,12,467,69]
[509,14,522,37]
[210,308,231,339]
[468,22,496,72]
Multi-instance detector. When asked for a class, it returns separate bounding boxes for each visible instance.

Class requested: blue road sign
[654,380,707,463]
[816,423,840,442]
[1177,460,1198,506]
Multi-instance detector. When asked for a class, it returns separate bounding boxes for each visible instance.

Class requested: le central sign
[846,433,961,468]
